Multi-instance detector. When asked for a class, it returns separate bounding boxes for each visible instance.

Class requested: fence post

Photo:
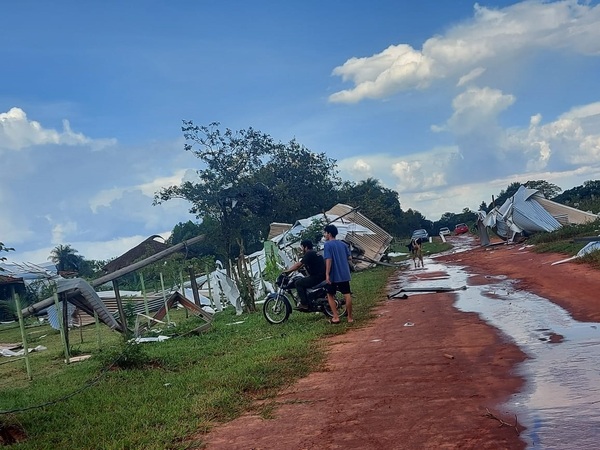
[53,290,70,364]
[13,286,32,380]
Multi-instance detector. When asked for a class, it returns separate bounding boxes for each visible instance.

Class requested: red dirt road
[198,236,599,449]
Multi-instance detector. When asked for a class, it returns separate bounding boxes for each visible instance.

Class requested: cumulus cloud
[436,86,516,134]
[508,104,600,168]
[51,220,78,245]
[457,67,486,87]
[330,1,600,103]
[0,107,116,152]
[337,147,455,194]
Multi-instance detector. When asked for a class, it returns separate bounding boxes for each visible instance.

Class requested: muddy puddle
[390,253,600,449]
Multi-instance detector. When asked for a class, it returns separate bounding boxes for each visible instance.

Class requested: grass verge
[0,265,394,449]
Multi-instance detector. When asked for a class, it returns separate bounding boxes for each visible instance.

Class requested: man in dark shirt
[284,239,326,310]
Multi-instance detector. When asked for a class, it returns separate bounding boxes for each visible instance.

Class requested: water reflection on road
[389,245,600,449]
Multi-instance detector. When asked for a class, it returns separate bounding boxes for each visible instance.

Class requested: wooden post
[53,291,70,364]
[13,287,32,380]
[188,266,201,306]
[205,264,214,310]
[94,311,102,350]
[139,272,150,326]
[159,272,171,324]
[112,279,129,338]
[180,270,189,318]
[62,293,71,360]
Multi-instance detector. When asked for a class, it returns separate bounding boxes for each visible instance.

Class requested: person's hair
[300,239,313,249]
[324,224,338,238]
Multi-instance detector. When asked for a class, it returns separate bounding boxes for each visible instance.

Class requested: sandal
[329,319,341,324]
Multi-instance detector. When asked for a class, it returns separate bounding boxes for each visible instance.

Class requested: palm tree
[1,241,14,267]
[48,244,83,273]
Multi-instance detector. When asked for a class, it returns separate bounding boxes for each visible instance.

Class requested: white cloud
[330,1,600,103]
[329,45,436,103]
[439,86,516,134]
[0,107,116,151]
[90,169,194,213]
[560,101,600,120]
[337,147,455,194]
[337,95,600,219]
[50,220,78,245]
[507,103,600,168]
[457,67,486,87]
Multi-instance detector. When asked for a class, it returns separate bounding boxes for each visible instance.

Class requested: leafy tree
[48,244,84,274]
[155,122,343,268]
[492,182,522,209]
[397,208,432,237]
[256,140,341,224]
[524,180,562,199]
[432,212,458,233]
[336,178,403,235]
[169,219,222,261]
[492,180,562,209]
[553,180,600,213]
[154,122,277,266]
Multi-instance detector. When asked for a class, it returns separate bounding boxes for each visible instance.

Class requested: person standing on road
[283,239,326,311]
[323,224,353,324]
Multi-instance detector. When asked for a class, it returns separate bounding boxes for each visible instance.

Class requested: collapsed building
[480,185,599,244]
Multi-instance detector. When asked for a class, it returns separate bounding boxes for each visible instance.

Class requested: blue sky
[2,0,600,265]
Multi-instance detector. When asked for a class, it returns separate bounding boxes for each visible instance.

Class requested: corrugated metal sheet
[325,204,393,269]
[268,222,292,240]
[535,197,599,225]
[73,293,173,327]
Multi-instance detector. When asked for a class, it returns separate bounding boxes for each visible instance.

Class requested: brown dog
[408,238,424,268]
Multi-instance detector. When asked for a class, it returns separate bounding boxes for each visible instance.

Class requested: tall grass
[0,266,393,449]
[527,219,600,268]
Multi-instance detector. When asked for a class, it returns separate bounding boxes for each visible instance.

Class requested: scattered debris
[551,241,600,266]
[387,286,467,299]
[484,408,520,435]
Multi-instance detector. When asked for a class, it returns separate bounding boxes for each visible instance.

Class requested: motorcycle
[263,272,348,324]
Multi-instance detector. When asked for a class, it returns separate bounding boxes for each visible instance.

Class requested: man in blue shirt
[323,224,353,324]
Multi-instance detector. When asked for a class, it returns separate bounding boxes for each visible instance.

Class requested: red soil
[195,235,598,449]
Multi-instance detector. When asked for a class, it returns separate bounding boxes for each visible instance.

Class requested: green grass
[388,236,452,264]
[527,219,600,269]
[0,266,393,449]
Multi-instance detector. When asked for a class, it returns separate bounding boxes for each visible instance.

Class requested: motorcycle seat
[308,280,328,291]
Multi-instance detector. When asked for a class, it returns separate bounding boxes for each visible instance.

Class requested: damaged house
[482,185,599,243]
[269,204,393,270]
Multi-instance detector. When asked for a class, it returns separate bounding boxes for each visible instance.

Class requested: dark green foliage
[0,241,14,265]
[490,180,562,211]
[528,219,600,244]
[553,180,600,214]
[396,208,432,237]
[154,122,342,264]
[48,244,85,273]
[336,178,403,235]
[99,341,153,370]
[257,139,341,224]
[432,208,477,235]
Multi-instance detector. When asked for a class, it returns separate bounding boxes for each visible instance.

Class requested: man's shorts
[325,280,351,295]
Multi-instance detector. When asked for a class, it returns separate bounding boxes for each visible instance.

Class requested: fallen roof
[326,204,393,269]
[484,185,599,240]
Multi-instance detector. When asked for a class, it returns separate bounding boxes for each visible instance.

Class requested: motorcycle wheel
[263,293,292,324]
[323,292,348,319]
